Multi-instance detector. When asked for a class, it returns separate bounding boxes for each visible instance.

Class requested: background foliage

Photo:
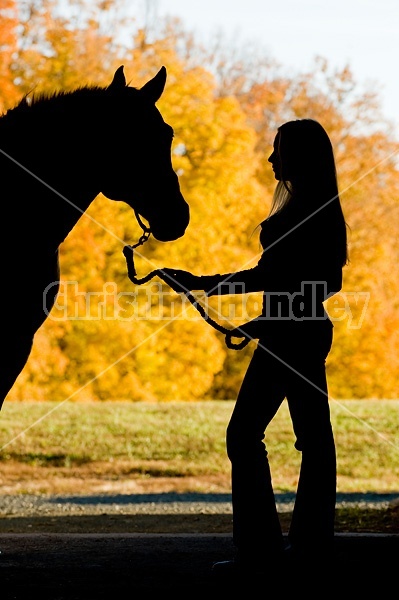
[1,0,398,401]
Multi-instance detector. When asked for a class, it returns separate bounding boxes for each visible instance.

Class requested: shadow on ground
[0,533,398,598]
[0,491,398,597]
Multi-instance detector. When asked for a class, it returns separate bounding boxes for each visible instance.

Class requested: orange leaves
[3,9,399,400]
[0,0,19,112]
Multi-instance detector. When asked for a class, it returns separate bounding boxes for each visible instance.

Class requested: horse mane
[1,82,140,125]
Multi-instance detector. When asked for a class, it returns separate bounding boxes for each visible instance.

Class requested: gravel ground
[0,491,398,517]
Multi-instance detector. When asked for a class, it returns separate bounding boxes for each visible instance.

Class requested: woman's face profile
[268,132,282,180]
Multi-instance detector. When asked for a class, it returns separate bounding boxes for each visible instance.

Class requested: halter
[132,210,152,248]
[123,213,251,351]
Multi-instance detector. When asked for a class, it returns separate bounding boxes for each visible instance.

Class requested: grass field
[0,398,398,493]
[0,399,399,533]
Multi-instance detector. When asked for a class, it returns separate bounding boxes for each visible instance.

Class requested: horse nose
[152,199,190,242]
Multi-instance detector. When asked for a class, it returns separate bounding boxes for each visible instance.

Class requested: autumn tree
[0,0,20,111]
[6,5,399,401]
[230,56,399,399]
[181,29,399,399]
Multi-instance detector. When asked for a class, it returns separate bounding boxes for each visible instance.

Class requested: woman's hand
[229,319,260,341]
[159,268,202,293]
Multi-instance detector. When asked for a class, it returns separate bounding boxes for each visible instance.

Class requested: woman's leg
[286,327,336,553]
[227,342,287,560]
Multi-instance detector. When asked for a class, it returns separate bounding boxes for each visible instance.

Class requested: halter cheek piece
[123,212,251,351]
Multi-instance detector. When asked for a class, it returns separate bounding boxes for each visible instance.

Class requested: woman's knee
[226,421,267,462]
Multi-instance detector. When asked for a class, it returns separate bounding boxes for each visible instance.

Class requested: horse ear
[108,65,126,90]
[139,66,167,103]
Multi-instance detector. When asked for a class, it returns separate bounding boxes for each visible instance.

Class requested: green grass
[0,399,398,493]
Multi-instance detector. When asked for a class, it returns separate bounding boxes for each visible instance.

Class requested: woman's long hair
[269,118,349,266]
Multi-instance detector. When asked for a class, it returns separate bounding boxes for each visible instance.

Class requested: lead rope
[123,223,250,350]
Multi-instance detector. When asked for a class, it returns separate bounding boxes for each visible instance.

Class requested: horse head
[100,65,190,242]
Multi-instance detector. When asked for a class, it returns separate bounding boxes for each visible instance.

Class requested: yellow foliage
[3,5,399,400]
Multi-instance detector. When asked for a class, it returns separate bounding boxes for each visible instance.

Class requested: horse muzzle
[148,198,190,242]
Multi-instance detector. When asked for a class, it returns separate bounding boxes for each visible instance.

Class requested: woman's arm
[199,266,265,296]
[160,253,274,296]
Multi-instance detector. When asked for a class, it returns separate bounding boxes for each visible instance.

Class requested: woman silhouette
[162,118,348,573]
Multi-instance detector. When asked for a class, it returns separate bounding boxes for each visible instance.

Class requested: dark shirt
[201,202,343,334]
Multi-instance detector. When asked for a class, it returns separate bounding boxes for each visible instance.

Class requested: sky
[156,0,399,136]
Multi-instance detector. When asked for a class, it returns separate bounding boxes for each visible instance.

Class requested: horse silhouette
[0,66,189,409]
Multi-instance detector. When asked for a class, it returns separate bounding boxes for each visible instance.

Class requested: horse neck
[0,114,100,251]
